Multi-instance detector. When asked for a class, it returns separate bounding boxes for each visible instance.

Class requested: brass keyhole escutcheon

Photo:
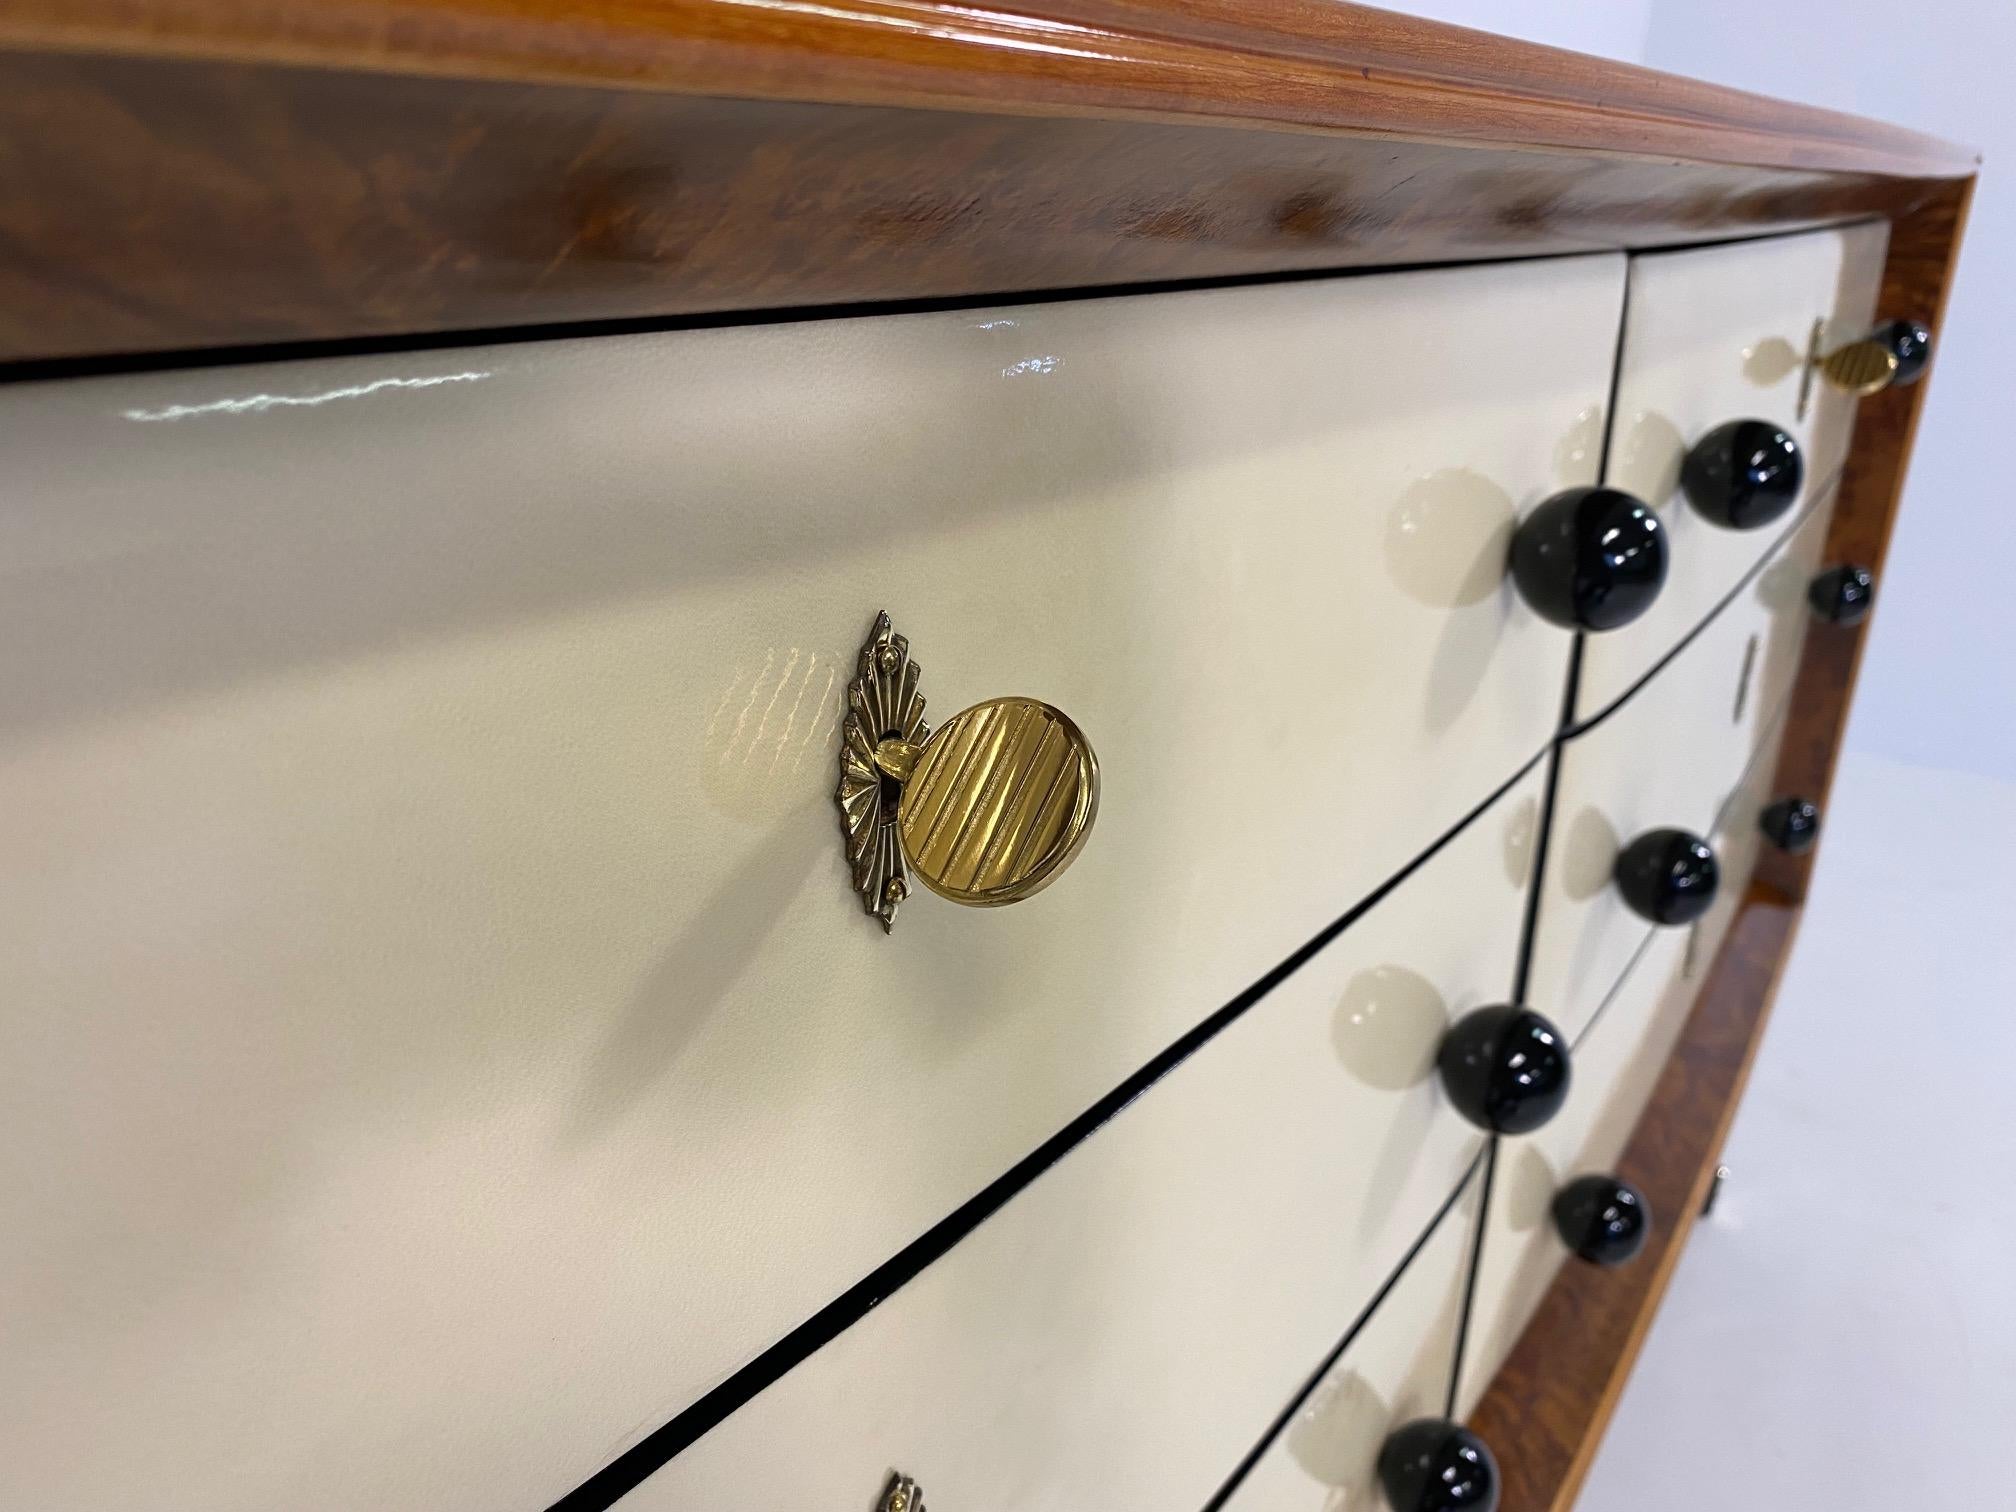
[836,613,1100,932]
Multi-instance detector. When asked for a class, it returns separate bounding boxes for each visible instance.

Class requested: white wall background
[1373,3,2011,1507]
[1387,0,2010,783]
[1643,4,2011,783]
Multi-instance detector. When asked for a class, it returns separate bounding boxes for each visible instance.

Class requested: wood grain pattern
[1468,178,1974,1508]
[1754,177,1977,900]
[2,0,1973,176]
[0,1,1975,364]
[0,5,1981,1506]
[1468,884,1802,1512]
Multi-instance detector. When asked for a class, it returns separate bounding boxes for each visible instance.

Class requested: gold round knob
[1813,319,1934,400]
[836,614,1099,931]
[1817,337,1899,396]
[896,697,1099,907]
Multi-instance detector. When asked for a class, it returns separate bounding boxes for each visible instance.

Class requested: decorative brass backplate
[879,1474,925,1512]
[836,612,930,932]
[835,613,1099,932]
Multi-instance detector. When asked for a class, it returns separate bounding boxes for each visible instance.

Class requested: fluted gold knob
[837,614,1099,931]
[1814,317,1933,397]
[1816,337,1899,396]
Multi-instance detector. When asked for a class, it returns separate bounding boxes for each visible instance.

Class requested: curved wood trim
[1755,176,1977,900]
[1,0,1974,178]
[1468,883,1802,1512]
[1468,181,1973,1509]
[0,0,1979,365]
[0,56,1944,367]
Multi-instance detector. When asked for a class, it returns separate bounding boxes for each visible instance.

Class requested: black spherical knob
[1874,318,1933,386]
[1614,828,1719,926]
[1437,1005,1572,1136]
[1760,796,1820,855]
[1509,487,1668,632]
[1378,1419,1499,1512]
[1809,564,1875,625]
[1679,420,1804,531]
[1552,1175,1651,1267]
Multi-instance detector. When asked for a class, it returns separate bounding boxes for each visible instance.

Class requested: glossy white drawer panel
[0,259,1620,1512]
[1219,1170,1482,1512]
[1457,707,1784,1414]
[1530,496,1833,1041]
[615,772,1540,1511]
[1579,222,1886,718]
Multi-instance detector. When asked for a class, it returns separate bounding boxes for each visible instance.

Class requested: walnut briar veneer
[0,0,1975,365]
[0,6,1976,1512]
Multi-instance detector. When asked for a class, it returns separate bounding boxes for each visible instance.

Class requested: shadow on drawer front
[1579,222,1890,721]
[606,767,1540,1509]
[0,254,1622,1511]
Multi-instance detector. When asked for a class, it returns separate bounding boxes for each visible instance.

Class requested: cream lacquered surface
[1457,707,1784,1415]
[1579,222,1886,719]
[0,257,1620,1511]
[1220,1170,1482,1512]
[1530,496,1834,1041]
[620,771,1538,1511]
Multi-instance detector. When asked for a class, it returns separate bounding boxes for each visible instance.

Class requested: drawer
[1579,222,1887,718]
[595,768,1539,1509]
[0,258,1622,1511]
[1529,497,1835,1040]
[1218,1167,1483,1512]
[1456,707,1784,1413]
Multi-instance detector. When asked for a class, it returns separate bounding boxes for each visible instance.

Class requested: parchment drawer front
[1579,222,1886,719]
[603,770,1539,1511]
[1531,499,1832,1042]
[1219,1169,1483,1512]
[0,257,1620,1512]
[1456,713,1781,1414]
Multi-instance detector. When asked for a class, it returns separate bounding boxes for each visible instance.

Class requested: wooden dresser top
[0,0,1977,366]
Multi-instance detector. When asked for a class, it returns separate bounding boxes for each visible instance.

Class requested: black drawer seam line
[2,218,1886,390]
[1441,274,1630,1422]
[541,744,1552,1512]
[1440,633,1585,1421]
[1198,1149,1489,1512]
[1562,462,1847,742]
[0,233,1802,389]
[1573,687,1802,1054]
[1557,684,1803,1055]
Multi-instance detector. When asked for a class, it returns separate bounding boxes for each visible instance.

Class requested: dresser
[0,6,1975,1512]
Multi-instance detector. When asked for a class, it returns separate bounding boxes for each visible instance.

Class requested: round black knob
[1679,420,1804,531]
[1378,1419,1499,1512]
[1874,318,1933,386]
[1552,1175,1651,1267]
[1509,487,1668,632]
[1614,828,1719,926]
[1809,563,1875,625]
[1760,796,1820,854]
[1437,1005,1572,1135]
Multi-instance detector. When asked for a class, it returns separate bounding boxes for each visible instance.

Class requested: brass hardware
[1818,338,1900,395]
[872,737,927,783]
[879,1475,925,1512]
[836,612,1099,932]
[1801,317,1898,417]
